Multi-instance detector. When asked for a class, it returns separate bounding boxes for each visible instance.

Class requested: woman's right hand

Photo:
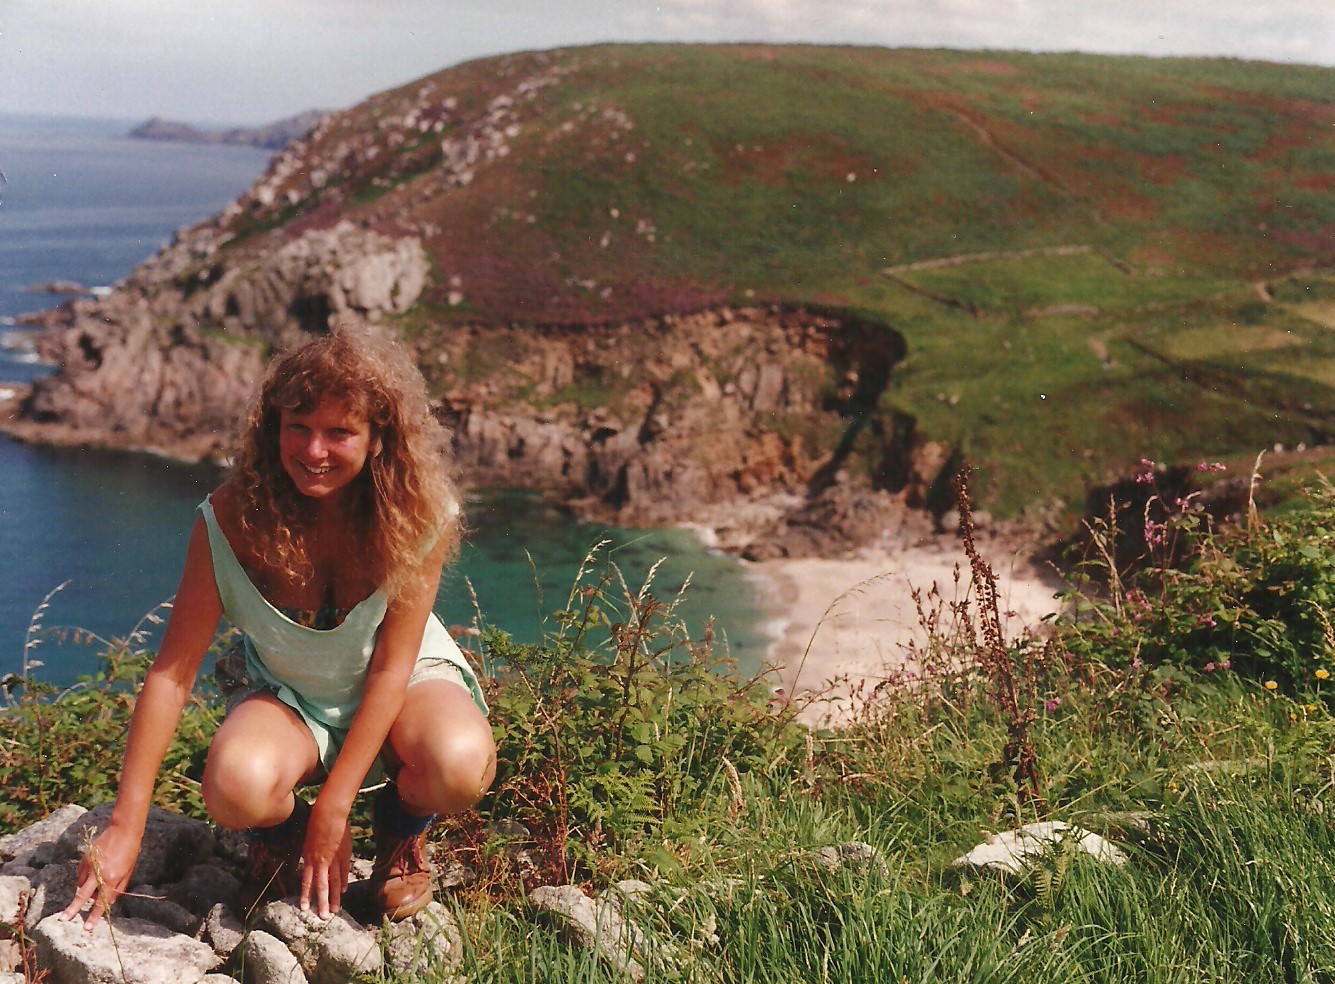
[58,822,142,928]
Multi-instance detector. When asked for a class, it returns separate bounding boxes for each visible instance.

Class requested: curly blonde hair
[232,322,459,601]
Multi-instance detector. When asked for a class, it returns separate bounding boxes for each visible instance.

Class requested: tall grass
[8,480,1335,981]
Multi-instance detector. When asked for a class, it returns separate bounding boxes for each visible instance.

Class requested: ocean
[0,114,768,687]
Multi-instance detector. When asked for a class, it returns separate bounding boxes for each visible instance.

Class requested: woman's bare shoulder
[205,481,243,532]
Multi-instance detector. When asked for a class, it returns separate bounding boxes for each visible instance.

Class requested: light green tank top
[198,496,487,770]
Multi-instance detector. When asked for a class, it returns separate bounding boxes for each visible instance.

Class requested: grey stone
[0,972,22,984]
[238,930,308,984]
[530,884,645,982]
[807,841,890,879]
[170,863,241,917]
[212,828,249,868]
[32,912,221,984]
[952,821,1128,876]
[200,976,239,984]
[121,887,199,935]
[25,863,77,931]
[256,901,382,984]
[0,804,87,870]
[0,938,20,974]
[384,900,463,977]
[57,806,215,886]
[203,903,245,960]
[610,879,653,902]
[0,873,32,925]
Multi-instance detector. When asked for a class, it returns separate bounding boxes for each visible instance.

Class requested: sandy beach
[749,528,1067,726]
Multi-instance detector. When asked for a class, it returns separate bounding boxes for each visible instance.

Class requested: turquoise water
[0,115,770,685]
[1,435,769,687]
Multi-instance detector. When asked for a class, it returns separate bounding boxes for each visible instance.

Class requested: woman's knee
[202,700,317,828]
[202,741,290,829]
[399,724,497,815]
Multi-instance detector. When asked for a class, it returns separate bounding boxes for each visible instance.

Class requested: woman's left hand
[300,799,353,918]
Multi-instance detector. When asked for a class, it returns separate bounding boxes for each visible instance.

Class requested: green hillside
[223,45,1335,514]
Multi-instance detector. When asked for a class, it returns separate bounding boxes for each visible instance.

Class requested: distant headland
[128,110,326,151]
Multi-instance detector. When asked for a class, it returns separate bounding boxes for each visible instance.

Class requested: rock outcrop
[15,220,431,463]
[129,111,326,151]
[0,805,906,982]
[0,804,461,984]
[9,48,962,559]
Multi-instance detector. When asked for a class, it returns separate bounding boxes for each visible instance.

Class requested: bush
[1065,471,1335,696]
[470,549,805,885]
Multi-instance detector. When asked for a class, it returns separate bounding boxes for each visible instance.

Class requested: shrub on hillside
[1065,473,1335,696]
[468,552,805,885]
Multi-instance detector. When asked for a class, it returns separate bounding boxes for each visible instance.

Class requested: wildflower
[1204,662,1216,672]
[1044,698,1060,713]
[1134,458,1156,484]
[1308,704,1319,713]
[1196,461,1227,473]
[1144,518,1168,547]
[1221,660,1231,669]
[1131,656,1143,669]
[1265,680,1278,691]
[1318,669,1330,681]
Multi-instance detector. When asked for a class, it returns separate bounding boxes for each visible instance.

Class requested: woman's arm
[60,514,223,927]
[298,536,449,917]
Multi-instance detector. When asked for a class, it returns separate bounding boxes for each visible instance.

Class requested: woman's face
[278,399,374,501]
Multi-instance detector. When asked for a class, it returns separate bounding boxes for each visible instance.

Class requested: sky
[2,0,1333,125]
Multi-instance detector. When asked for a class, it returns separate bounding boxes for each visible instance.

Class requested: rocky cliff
[19,44,1318,548]
[13,47,976,558]
[128,111,327,151]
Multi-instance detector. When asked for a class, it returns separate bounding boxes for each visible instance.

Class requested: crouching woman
[61,324,495,926]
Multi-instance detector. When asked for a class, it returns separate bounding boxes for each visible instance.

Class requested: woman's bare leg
[383,681,496,816]
[202,692,321,830]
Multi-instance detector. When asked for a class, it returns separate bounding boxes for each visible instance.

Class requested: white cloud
[2,0,1332,122]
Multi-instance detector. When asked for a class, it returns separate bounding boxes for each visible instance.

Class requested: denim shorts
[215,640,473,717]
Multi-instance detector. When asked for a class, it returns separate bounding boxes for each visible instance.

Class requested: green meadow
[217,44,1335,515]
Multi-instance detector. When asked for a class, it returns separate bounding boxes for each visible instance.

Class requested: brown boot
[369,786,435,921]
[238,796,310,916]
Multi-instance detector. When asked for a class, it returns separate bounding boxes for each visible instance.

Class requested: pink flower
[1205,662,1216,672]
[1144,518,1168,546]
[1131,657,1143,669]
[1045,698,1060,713]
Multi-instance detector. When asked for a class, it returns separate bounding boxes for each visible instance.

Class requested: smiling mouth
[298,462,333,476]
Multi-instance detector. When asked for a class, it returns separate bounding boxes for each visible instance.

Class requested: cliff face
[19,220,432,461]
[13,46,970,556]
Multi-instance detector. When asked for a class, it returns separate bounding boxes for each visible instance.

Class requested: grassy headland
[213,44,1335,516]
[8,478,1335,979]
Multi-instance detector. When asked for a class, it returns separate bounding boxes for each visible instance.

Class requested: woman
[60,324,494,926]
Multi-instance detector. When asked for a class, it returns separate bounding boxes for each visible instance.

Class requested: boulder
[238,930,308,984]
[806,840,890,879]
[32,913,221,984]
[530,884,645,982]
[202,903,245,960]
[0,804,87,870]
[57,805,215,887]
[384,900,464,977]
[953,821,1128,875]
[0,874,30,925]
[24,863,77,931]
[256,901,383,984]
